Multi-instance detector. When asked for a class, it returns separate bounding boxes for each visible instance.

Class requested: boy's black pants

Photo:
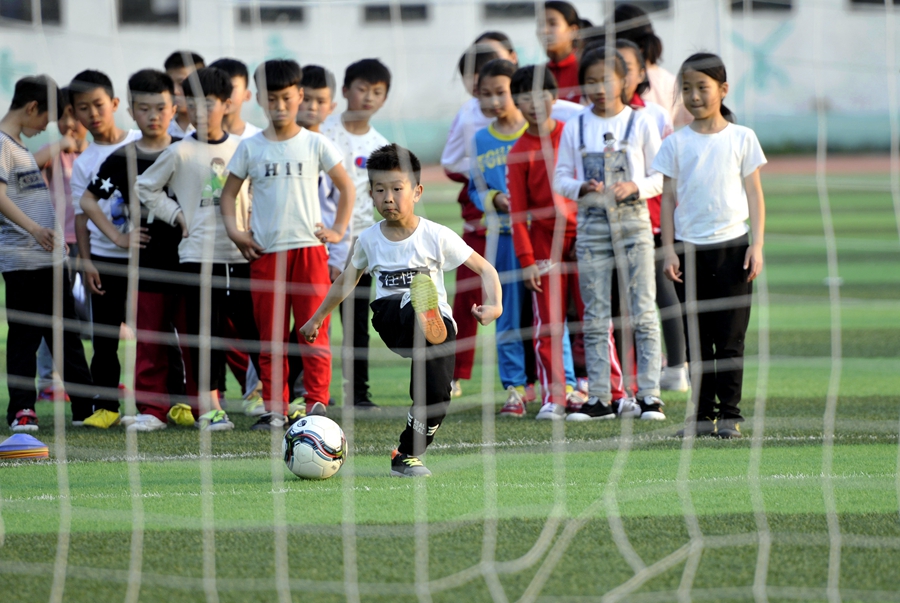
[3,267,95,424]
[673,234,752,422]
[371,295,455,457]
[90,255,129,411]
[340,273,372,403]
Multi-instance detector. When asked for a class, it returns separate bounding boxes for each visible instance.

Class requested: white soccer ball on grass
[283,415,346,479]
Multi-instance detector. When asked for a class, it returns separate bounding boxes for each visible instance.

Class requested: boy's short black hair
[182,67,233,102]
[10,75,65,119]
[254,59,302,92]
[68,70,114,104]
[301,65,336,96]
[478,59,517,86]
[458,45,500,79]
[208,58,249,85]
[128,69,175,104]
[343,59,391,93]
[367,144,421,186]
[164,50,205,71]
[510,65,558,96]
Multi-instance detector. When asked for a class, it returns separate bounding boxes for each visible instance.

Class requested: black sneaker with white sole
[716,418,742,439]
[250,412,286,431]
[565,397,616,421]
[638,396,666,421]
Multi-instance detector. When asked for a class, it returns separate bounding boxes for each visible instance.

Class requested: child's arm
[660,176,681,283]
[744,168,765,282]
[74,214,103,294]
[300,263,364,342]
[316,163,354,244]
[462,251,503,325]
[135,149,187,237]
[507,154,541,292]
[0,182,56,251]
[220,173,264,260]
[552,121,601,199]
[32,135,77,168]
[79,190,149,250]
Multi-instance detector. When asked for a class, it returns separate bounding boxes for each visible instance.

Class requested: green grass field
[2,173,900,602]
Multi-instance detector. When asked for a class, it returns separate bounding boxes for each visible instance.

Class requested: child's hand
[328,265,342,282]
[82,259,104,295]
[492,193,510,213]
[314,223,342,244]
[744,243,763,282]
[30,226,56,252]
[231,230,265,261]
[663,252,682,283]
[612,181,639,202]
[579,180,604,197]
[522,263,542,293]
[174,212,189,238]
[115,227,151,250]
[299,317,322,343]
[471,303,502,326]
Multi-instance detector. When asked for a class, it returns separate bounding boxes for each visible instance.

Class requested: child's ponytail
[679,52,737,123]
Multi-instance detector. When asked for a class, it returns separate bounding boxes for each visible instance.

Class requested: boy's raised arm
[462,251,503,325]
[300,262,364,342]
[319,162,354,244]
[220,172,263,261]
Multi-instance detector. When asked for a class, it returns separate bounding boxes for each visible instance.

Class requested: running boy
[136,67,248,431]
[70,69,143,428]
[220,59,355,429]
[79,69,186,432]
[322,58,391,408]
[0,75,96,431]
[300,144,502,477]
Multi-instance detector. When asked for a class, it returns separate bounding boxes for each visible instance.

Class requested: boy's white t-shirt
[239,122,263,139]
[71,130,143,258]
[322,118,389,236]
[554,105,663,202]
[351,217,474,329]
[227,128,343,253]
[652,123,767,245]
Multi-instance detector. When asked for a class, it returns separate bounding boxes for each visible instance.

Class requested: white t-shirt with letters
[227,128,343,253]
[652,123,766,245]
[351,217,474,329]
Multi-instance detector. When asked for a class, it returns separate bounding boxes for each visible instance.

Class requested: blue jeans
[488,233,527,389]
[576,202,661,401]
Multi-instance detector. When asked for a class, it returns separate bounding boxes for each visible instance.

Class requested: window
[615,0,670,13]
[484,2,535,19]
[364,4,428,23]
[731,0,792,10]
[0,0,61,25]
[119,0,180,25]
[238,5,305,25]
[849,0,900,6]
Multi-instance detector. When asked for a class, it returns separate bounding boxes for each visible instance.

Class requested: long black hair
[679,53,736,123]
[613,4,663,66]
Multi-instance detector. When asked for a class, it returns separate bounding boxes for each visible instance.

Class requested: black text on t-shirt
[379,268,428,289]
[261,161,305,177]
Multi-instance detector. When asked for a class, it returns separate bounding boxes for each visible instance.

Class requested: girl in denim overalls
[553,47,666,421]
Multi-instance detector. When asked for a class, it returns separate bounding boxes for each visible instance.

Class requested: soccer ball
[283,415,346,480]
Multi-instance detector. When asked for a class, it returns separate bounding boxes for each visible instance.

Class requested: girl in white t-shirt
[553,47,665,422]
[654,53,767,439]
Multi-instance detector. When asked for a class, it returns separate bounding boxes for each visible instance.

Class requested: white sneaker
[126,414,167,432]
[535,402,564,420]
[659,365,689,392]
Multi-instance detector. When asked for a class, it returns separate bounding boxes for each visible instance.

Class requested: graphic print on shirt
[16,169,47,192]
[354,156,367,169]
[379,267,428,289]
[201,158,227,207]
[260,161,305,177]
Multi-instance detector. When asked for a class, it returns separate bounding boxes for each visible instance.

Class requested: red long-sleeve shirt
[507,122,577,268]
[548,54,580,104]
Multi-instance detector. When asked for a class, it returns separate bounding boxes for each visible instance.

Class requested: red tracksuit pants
[528,229,625,405]
[452,230,486,381]
[251,247,331,415]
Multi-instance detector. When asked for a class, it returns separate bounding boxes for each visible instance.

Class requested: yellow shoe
[82,409,121,429]
[410,273,447,344]
[167,403,195,427]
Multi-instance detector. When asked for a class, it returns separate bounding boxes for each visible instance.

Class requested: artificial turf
[0,174,899,602]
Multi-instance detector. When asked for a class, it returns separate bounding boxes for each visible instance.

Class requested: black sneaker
[390,450,432,477]
[716,418,742,439]
[638,396,666,421]
[565,397,616,421]
[354,397,380,410]
[250,412,286,431]
[676,418,717,437]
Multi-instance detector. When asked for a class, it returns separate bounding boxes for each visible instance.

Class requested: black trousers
[371,295,456,457]
[655,234,686,367]
[90,255,129,410]
[183,262,228,393]
[4,268,95,424]
[340,272,372,402]
[673,234,752,421]
[212,262,261,393]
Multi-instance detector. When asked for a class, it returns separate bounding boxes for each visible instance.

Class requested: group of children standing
[0,1,767,477]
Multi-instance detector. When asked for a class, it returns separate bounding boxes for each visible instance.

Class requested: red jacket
[548,54,580,104]
[507,122,577,267]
